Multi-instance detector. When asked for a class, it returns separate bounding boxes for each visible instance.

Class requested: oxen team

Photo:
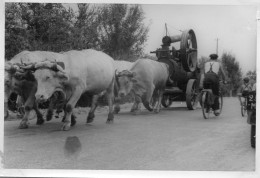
[4,49,169,131]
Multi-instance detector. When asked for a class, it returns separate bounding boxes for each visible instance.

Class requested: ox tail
[141,96,153,112]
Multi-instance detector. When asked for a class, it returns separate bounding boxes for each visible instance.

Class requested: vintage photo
[2,0,258,177]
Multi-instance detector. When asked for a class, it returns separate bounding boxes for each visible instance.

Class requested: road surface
[3,97,255,171]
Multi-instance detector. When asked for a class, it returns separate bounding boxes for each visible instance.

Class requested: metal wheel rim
[186,79,198,110]
[180,29,198,72]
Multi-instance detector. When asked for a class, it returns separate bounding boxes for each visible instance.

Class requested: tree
[71,4,100,50]
[221,52,242,96]
[5,3,30,60]
[5,2,75,60]
[97,4,149,61]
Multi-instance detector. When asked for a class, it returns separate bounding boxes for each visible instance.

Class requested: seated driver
[203,54,227,116]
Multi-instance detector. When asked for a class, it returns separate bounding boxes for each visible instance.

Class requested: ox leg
[142,84,155,112]
[34,102,44,125]
[154,89,163,113]
[18,94,36,129]
[86,95,99,123]
[46,100,55,121]
[19,105,32,129]
[113,97,121,114]
[106,79,115,124]
[106,92,114,124]
[132,95,142,114]
[130,101,138,112]
[62,90,82,131]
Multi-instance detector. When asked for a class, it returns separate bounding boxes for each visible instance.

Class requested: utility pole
[216,38,219,55]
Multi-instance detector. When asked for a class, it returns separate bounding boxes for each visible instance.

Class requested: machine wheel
[180,29,198,72]
[186,79,198,110]
[251,125,256,148]
[161,95,172,108]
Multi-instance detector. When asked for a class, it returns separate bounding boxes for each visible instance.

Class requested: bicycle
[201,81,224,119]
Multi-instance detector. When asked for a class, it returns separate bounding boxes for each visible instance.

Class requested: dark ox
[117,58,169,113]
[4,62,45,128]
[28,49,115,131]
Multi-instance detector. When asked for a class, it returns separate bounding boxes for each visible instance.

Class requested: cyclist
[237,77,252,107]
[202,53,227,116]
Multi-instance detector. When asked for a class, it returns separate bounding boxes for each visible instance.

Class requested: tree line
[5,3,149,61]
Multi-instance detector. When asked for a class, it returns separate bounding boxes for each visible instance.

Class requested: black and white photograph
[1,0,259,177]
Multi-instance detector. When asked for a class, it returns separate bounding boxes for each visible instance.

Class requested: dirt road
[3,97,255,171]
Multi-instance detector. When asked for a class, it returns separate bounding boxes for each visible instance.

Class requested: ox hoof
[36,118,45,125]
[113,107,120,114]
[87,113,95,123]
[61,123,71,131]
[18,122,29,129]
[106,113,114,124]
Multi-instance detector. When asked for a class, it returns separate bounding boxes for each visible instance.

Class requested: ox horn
[118,70,134,78]
[5,62,21,73]
[55,64,66,73]
[20,63,36,70]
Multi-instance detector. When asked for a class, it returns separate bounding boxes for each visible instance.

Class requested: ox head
[24,61,68,103]
[116,70,137,98]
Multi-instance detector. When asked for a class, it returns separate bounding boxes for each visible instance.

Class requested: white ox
[25,49,115,131]
[113,60,137,113]
[117,59,169,113]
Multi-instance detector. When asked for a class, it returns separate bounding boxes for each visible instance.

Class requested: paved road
[4,97,255,171]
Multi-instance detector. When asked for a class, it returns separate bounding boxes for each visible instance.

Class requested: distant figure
[202,54,227,116]
[64,136,82,160]
[252,83,256,91]
[237,77,252,106]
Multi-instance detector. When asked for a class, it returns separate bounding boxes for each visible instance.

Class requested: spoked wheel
[180,29,198,72]
[251,125,256,148]
[201,92,210,119]
[186,79,199,110]
[161,94,172,108]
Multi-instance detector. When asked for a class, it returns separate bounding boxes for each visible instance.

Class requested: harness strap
[208,62,214,73]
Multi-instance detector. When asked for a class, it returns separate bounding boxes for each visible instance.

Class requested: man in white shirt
[203,54,227,116]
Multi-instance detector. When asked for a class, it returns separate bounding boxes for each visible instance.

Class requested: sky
[63,2,258,75]
[141,4,257,74]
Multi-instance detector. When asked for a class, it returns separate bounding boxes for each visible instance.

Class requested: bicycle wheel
[201,92,210,119]
[251,125,256,148]
[241,104,247,117]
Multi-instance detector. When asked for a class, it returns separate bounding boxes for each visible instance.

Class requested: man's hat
[209,54,218,60]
